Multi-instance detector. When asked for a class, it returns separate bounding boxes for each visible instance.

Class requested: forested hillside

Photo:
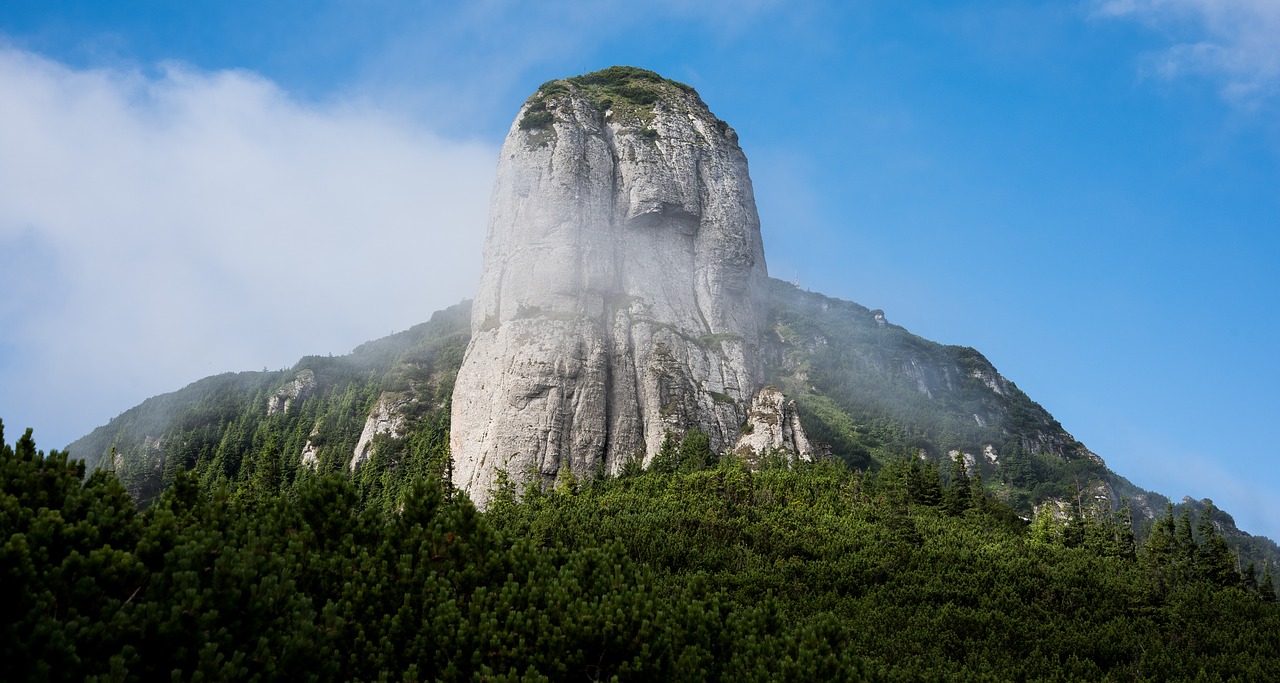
[6,424,1278,681]
[69,302,471,510]
[67,281,1279,567]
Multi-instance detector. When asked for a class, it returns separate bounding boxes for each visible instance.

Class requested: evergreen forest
[5,421,1278,681]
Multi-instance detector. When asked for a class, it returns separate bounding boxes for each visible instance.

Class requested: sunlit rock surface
[450,68,770,504]
[733,386,814,465]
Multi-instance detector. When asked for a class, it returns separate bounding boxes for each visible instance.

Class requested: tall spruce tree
[918,459,943,507]
[1195,502,1239,587]
[942,452,971,516]
[1261,563,1278,602]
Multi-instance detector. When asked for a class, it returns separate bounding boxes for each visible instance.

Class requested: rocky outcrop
[948,449,978,476]
[733,386,813,465]
[267,369,316,415]
[300,422,321,469]
[350,392,411,471]
[450,68,769,503]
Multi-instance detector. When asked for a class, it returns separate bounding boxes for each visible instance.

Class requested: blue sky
[1,1,1277,539]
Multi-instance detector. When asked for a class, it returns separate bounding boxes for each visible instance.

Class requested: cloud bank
[1097,0,1280,105]
[0,48,495,448]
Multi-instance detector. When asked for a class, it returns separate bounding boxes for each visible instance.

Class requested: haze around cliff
[1,2,1278,538]
[0,48,493,450]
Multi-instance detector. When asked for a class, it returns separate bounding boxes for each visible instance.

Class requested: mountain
[452,67,773,503]
[68,66,1276,567]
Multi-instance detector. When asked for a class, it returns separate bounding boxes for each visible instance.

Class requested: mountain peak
[517,65,735,143]
[449,67,775,504]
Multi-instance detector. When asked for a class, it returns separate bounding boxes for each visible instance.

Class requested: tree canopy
[4,420,1277,681]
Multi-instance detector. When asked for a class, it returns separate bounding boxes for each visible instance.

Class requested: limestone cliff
[450,67,771,502]
[350,392,411,471]
[734,386,814,466]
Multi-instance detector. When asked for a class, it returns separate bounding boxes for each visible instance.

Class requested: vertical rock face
[733,386,814,465]
[450,67,770,504]
[350,392,411,471]
[267,369,316,416]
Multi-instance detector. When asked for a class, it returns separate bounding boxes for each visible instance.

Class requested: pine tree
[677,428,716,471]
[969,468,987,512]
[487,468,518,514]
[1195,502,1239,587]
[1054,488,1085,552]
[1140,502,1180,594]
[649,431,681,474]
[250,432,282,498]
[1113,500,1137,559]
[1081,502,1114,556]
[904,456,924,504]
[942,452,971,516]
[1175,506,1197,575]
[554,463,579,495]
[1260,563,1277,602]
[1029,505,1060,546]
[1002,442,1033,488]
[618,450,645,478]
[1244,561,1259,593]
[918,459,943,507]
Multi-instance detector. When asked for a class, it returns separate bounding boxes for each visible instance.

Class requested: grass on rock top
[519,66,712,133]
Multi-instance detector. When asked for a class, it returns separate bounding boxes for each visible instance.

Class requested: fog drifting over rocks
[0,48,494,448]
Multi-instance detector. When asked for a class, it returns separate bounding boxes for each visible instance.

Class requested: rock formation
[733,386,814,465]
[350,392,411,471]
[450,67,778,503]
[267,369,316,415]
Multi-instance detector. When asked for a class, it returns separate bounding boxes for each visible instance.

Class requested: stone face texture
[450,77,770,504]
[267,369,316,416]
[733,386,813,465]
[350,392,411,471]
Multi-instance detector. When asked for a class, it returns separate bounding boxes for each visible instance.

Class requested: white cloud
[0,48,496,448]
[1096,0,1280,106]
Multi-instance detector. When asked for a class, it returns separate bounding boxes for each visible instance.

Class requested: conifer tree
[1001,442,1033,488]
[918,459,943,507]
[1112,500,1137,558]
[487,468,518,513]
[1195,502,1239,587]
[1140,502,1181,594]
[969,468,986,512]
[677,428,715,471]
[1175,507,1196,559]
[1261,563,1278,602]
[1082,502,1115,555]
[1144,503,1178,567]
[618,450,644,478]
[1244,561,1259,593]
[1029,505,1060,546]
[250,432,282,497]
[904,456,924,504]
[650,430,682,474]
[874,455,911,508]
[942,452,971,516]
[554,463,579,495]
[1060,486,1085,549]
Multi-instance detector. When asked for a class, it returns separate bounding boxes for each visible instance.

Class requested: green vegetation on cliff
[68,303,471,511]
[67,283,1280,570]
[520,65,720,135]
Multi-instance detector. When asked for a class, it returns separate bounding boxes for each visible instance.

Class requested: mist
[0,48,495,449]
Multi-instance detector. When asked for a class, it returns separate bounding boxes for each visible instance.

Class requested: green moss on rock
[518,65,705,132]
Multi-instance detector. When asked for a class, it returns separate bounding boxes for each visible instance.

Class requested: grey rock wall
[450,71,770,504]
[733,386,814,466]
